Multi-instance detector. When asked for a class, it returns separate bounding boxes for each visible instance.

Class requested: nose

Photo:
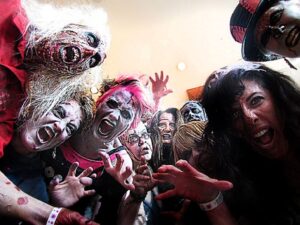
[242,106,258,125]
[138,137,145,146]
[53,121,65,133]
[82,45,99,58]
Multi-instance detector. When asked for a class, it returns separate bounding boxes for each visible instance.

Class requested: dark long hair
[200,62,300,222]
[149,108,183,170]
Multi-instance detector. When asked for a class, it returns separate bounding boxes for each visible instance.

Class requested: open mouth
[98,119,116,136]
[253,128,274,148]
[286,26,300,48]
[37,126,55,144]
[60,46,81,64]
[162,134,172,140]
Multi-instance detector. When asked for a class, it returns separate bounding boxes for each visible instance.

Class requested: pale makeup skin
[180,102,207,123]
[123,122,153,161]
[231,80,288,159]
[158,112,176,144]
[13,100,82,155]
[255,0,300,57]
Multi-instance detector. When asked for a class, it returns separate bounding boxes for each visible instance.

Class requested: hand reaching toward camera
[98,151,135,190]
[49,162,96,207]
[153,160,233,203]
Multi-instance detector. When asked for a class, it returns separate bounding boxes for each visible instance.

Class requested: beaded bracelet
[198,192,223,211]
[46,207,62,225]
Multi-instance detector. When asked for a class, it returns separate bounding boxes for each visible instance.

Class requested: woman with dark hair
[153,62,300,224]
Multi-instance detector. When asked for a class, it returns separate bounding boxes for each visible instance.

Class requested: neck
[69,131,113,160]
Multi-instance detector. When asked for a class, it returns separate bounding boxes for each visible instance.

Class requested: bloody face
[158,112,176,144]
[17,100,83,154]
[255,0,300,57]
[231,80,288,159]
[31,24,106,75]
[180,101,207,123]
[123,122,153,161]
[92,89,136,143]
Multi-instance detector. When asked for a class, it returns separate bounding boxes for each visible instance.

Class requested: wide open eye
[121,110,132,120]
[66,123,77,136]
[89,53,101,68]
[270,9,284,26]
[86,32,100,48]
[52,106,65,119]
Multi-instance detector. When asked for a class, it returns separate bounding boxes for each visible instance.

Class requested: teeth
[254,129,268,138]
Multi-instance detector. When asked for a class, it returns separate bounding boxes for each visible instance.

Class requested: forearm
[206,202,238,225]
[0,171,53,225]
[117,190,145,225]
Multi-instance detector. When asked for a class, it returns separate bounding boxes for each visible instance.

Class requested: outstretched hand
[132,157,156,197]
[98,151,135,190]
[55,208,99,225]
[150,71,173,102]
[152,160,233,203]
[49,162,96,207]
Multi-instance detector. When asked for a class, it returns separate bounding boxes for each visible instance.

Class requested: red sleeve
[0,66,24,158]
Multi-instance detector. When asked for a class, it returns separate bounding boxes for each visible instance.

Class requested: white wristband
[198,192,223,211]
[46,207,62,225]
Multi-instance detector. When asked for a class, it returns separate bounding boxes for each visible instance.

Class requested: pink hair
[96,75,155,128]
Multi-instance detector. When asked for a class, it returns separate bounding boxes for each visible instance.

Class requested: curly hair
[173,121,206,162]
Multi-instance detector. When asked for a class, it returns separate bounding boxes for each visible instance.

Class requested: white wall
[41,0,300,108]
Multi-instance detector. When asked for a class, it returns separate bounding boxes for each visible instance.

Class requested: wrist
[129,191,146,202]
[198,192,223,211]
[46,207,62,225]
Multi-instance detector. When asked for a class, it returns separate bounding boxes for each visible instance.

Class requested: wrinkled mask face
[124,122,153,161]
[158,112,176,144]
[255,0,300,57]
[180,102,207,123]
[34,24,106,75]
[18,100,83,154]
[93,89,136,143]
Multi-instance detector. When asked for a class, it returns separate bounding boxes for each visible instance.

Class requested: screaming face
[30,24,106,75]
[231,80,288,159]
[16,100,83,154]
[123,122,153,161]
[158,112,176,144]
[93,89,136,143]
[255,0,300,57]
[180,101,207,123]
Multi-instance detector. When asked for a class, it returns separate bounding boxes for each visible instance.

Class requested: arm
[153,160,237,225]
[149,71,173,110]
[0,171,99,225]
[117,158,155,225]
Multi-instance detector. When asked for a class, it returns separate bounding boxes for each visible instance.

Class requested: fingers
[152,172,175,184]
[160,70,164,81]
[212,179,233,191]
[83,189,96,197]
[49,175,62,190]
[79,177,93,186]
[175,160,200,176]
[149,76,155,84]
[135,164,148,175]
[156,164,181,174]
[78,167,93,179]
[155,72,159,81]
[67,162,79,177]
[155,189,176,200]
[98,151,112,169]
[115,154,124,171]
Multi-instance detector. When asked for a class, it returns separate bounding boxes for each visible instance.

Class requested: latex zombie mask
[27,24,106,75]
[180,101,207,123]
[158,112,176,144]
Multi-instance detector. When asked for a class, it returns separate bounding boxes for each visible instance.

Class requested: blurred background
[40,0,300,108]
